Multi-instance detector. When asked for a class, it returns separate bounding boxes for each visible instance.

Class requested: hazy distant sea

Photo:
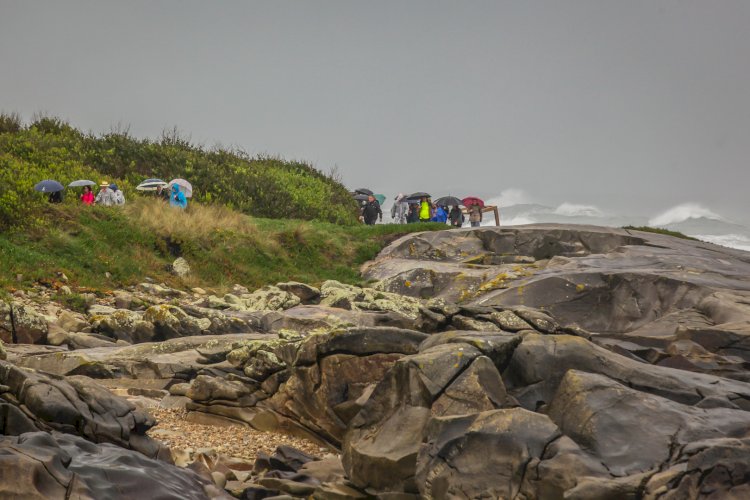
[489,201,750,252]
[382,197,750,253]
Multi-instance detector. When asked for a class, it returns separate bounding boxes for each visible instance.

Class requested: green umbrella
[374,194,386,205]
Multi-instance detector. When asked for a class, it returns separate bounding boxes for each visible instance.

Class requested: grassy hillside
[0,113,358,228]
[0,197,444,295]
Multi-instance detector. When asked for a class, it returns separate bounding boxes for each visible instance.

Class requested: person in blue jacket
[431,204,448,223]
[170,184,188,209]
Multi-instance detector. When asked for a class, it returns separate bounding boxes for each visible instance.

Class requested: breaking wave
[476,191,749,253]
[693,234,750,253]
[649,203,724,227]
[485,188,532,208]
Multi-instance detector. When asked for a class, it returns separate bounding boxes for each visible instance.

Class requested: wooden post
[461,205,500,226]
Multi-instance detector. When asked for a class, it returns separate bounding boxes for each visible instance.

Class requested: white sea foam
[693,234,750,252]
[485,188,532,208]
[649,203,723,227]
[501,215,537,226]
[553,203,605,217]
[475,194,750,253]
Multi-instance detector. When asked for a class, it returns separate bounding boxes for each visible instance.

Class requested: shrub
[622,226,697,241]
[0,112,22,134]
[0,117,358,229]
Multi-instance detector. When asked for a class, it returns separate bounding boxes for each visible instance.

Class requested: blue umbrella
[68,179,96,188]
[34,180,64,193]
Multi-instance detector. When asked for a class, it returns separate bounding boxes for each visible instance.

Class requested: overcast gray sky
[1,1,748,221]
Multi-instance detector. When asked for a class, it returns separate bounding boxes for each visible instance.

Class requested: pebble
[147,407,322,461]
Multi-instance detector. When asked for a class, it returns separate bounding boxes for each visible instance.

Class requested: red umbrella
[462,196,485,208]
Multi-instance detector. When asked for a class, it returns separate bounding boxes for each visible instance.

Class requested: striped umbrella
[136,178,169,191]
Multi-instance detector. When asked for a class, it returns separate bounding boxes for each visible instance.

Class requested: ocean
[485,200,750,252]
[381,193,750,253]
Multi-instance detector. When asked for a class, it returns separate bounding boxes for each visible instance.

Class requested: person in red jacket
[80,185,95,206]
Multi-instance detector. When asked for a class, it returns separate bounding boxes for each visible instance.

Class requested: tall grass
[0,199,447,292]
[125,197,259,241]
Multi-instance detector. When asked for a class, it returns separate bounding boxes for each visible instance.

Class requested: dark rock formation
[0,360,166,458]
[4,225,750,498]
[0,431,228,499]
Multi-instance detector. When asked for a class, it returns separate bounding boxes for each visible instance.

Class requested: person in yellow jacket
[419,197,431,222]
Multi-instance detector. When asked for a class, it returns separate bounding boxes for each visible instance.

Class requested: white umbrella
[168,178,193,198]
[136,178,169,191]
[68,179,96,188]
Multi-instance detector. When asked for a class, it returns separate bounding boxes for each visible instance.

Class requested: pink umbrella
[462,196,484,208]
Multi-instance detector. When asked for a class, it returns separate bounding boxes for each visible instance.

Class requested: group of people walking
[385,194,483,227]
[49,181,126,206]
[82,182,126,206]
[49,179,188,210]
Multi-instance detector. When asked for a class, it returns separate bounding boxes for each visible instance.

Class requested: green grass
[622,226,697,241]
[0,199,446,293]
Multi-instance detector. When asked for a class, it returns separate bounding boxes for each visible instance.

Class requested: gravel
[147,407,324,461]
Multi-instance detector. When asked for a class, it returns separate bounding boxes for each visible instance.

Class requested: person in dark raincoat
[361,195,382,225]
[449,205,464,227]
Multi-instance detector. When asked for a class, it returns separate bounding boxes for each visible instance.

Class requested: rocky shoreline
[2,224,749,498]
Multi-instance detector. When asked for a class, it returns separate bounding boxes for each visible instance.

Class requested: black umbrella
[355,188,373,196]
[353,194,370,202]
[34,180,64,193]
[434,196,462,207]
[408,191,431,199]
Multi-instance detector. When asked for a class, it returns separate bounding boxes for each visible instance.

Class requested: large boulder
[90,308,156,343]
[13,332,261,381]
[0,432,229,499]
[504,333,750,410]
[276,282,321,302]
[242,286,301,312]
[415,409,591,499]
[183,328,428,446]
[0,361,165,458]
[143,304,210,339]
[547,370,750,476]
[318,281,422,319]
[642,438,750,499]
[256,304,417,333]
[343,338,518,494]
[0,302,48,344]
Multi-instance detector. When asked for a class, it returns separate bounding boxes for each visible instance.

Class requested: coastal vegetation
[0,113,358,228]
[623,225,697,241]
[0,186,444,293]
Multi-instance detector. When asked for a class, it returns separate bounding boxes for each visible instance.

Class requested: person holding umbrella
[469,203,482,227]
[34,180,64,203]
[80,186,95,206]
[407,203,419,223]
[361,194,382,225]
[68,180,96,205]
